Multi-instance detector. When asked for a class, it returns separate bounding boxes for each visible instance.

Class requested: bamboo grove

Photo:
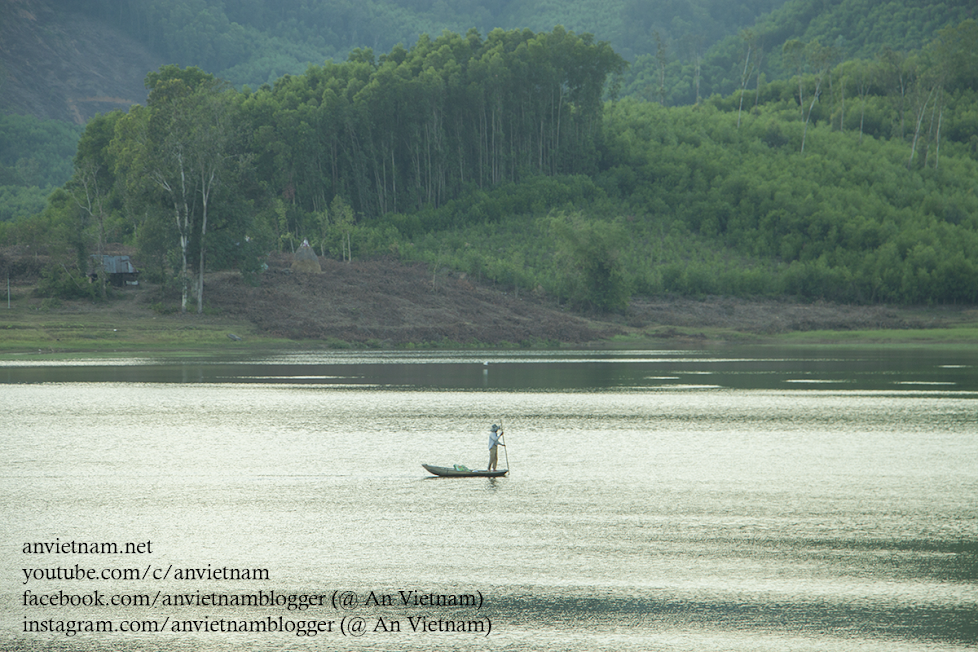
[247,27,625,222]
[44,27,625,311]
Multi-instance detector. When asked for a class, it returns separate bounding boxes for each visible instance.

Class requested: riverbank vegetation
[2,6,977,341]
[3,277,978,356]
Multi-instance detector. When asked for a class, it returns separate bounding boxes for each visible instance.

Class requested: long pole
[501,419,510,472]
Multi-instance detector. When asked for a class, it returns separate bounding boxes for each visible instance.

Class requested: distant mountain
[3,0,973,127]
[0,0,787,123]
[0,0,163,124]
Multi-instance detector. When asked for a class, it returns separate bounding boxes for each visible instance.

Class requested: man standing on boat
[488,424,505,471]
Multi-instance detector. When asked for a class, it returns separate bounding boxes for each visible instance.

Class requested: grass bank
[0,306,295,358]
[4,302,978,360]
[3,260,978,359]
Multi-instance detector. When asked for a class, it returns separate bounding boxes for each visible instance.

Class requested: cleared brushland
[2,252,977,357]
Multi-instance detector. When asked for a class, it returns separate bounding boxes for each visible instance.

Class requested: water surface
[2,348,976,650]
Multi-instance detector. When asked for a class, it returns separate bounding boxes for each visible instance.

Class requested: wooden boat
[422,464,508,478]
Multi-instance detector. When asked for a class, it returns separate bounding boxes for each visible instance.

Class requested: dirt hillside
[4,248,973,347]
[204,256,615,345]
[197,254,975,345]
[1,0,162,123]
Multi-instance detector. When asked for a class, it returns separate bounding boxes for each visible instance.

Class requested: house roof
[94,255,137,274]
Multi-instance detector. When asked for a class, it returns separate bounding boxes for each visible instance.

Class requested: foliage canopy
[4,19,978,314]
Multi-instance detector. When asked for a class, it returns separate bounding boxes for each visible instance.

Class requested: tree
[134,65,236,313]
[782,39,807,120]
[877,47,909,140]
[800,40,834,154]
[186,88,240,313]
[843,58,876,143]
[551,212,630,312]
[68,114,117,298]
[916,20,978,169]
[905,57,939,169]
[737,29,758,128]
[330,195,356,262]
[653,31,668,105]
[69,159,110,298]
[680,32,705,105]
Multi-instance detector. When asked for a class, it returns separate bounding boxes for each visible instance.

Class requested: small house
[92,255,139,286]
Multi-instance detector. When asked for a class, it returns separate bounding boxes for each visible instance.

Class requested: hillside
[0,0,162,124]
[3,4,978,333]
[3,248,971,350]
[206,255,613,345]
[0,0,789,126]
[207,256,961,344]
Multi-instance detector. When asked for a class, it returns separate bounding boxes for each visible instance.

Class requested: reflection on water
[1,348,976,651]
[2,347,978,393]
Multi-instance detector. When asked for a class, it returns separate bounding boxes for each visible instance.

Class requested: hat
[491,424,498,432]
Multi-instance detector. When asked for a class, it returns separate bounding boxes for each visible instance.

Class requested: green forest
[2,0,977,314]
[60,0,975,101]
[68,0,786,91]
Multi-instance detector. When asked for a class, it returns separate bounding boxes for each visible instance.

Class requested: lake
[1,346,976,651]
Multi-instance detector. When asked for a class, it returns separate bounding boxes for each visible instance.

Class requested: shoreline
[3,302,977,360]
[3,259,978,358]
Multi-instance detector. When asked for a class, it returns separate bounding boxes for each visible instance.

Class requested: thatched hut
[291,239,321,273]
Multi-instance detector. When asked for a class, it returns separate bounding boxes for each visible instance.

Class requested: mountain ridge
[1,0,163,124]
